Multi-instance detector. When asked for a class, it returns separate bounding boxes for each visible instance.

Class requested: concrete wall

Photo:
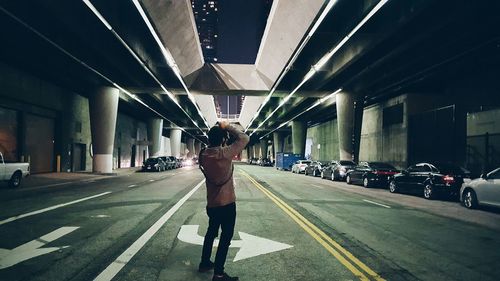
[359,93,451,169]
[0,61,92,173]
[0,61,151,172]
[467,108,500,136]
[306,119,339,162]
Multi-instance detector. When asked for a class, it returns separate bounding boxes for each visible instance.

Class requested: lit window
[214,34,218,38]
[214,8,218,11]
[214,58,218,61]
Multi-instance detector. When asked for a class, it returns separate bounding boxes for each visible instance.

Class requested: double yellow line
[240,170,385,281]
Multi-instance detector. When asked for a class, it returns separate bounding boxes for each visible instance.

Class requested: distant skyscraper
[191,0,218,62]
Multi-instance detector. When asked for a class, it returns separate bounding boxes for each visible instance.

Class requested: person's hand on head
[219,120,229,130]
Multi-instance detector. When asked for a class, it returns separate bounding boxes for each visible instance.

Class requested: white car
[0,152,30,188]
[460,168,500,209]
[291,160,311,174]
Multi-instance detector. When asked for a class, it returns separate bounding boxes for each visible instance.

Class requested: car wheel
[9,172,22,188]
[423,184,434,199]
[314,170,317,177]
[346,175,352,184]
[463,189,478,209]
[321,171,324,179]
[363,177,370,188]
[331,172,335,181]
[389,180,398,193]
[304,170,308,176]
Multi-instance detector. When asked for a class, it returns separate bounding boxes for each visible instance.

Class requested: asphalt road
[0,164,499,281]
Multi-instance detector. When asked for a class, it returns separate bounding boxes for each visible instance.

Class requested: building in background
[191,0,219,62]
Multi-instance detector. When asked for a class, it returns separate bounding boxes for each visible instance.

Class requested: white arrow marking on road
[0,226,79,269]
[177,225,293,262]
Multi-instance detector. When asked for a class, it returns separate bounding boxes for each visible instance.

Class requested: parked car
[259,158,273,167]
[248,157,258,165]
[346,162,399,188]
[0,152,30,188]
[291,160,311,174]
[460,167,500,209]
[389,162,470,199]
[158,156,176,170]
[322,160,356,181]
[304,161,328,177]
[142,157,166,172]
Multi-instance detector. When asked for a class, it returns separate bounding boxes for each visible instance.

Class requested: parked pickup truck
[1,152,30,188]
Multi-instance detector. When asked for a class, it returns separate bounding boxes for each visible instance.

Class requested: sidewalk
[6,167,141,190]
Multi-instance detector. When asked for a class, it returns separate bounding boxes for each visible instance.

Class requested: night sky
[217,0,272,64]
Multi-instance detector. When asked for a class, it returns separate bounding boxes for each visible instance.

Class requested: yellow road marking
[240,170,385,281]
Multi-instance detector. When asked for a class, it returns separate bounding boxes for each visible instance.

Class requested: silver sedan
[460,168,500,209]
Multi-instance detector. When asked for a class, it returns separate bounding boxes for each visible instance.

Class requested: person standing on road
[198,121,249,281]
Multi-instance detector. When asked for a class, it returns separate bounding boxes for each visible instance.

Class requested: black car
[389,162,470,199]
[321,160,356,181]
[248,157,258,165]
[346,162,399,188]
[142,157,166,172]
[259,158,273,167]
[305,161,328,177]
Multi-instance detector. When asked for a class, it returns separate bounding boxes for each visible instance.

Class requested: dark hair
[208,126,226,147]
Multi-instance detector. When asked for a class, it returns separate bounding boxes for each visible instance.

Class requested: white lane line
[0,192,112,226]
[363,199,391,209]
[128,184,137,188]
[311,184,324,189]
[94,179,206,281]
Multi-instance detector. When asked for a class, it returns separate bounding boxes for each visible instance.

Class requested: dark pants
[201,202,236,275]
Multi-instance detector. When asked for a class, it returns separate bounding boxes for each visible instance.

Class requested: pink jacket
[200,125,249,207]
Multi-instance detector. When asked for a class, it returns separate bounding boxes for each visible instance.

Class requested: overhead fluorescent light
[308,0,338,37]
[82,0,112,30]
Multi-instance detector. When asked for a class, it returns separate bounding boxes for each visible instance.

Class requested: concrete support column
[194,141,202,157]
[89,86,119,173]
[251,145,257,158]
[147,118,163,157]
[336,92,364,161]
[187,138,195,158]
[260,139,268,158]
[273,132,284,161]
[241,148,248,162]
[292,121,307,157]
[170,128,182,158]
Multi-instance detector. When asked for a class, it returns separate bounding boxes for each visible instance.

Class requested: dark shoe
[198,261,214,273]
[212,272,239,281]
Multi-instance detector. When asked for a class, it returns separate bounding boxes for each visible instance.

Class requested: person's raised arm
[220,121,249,159]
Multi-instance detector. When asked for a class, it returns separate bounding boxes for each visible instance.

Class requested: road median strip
[240,170,385,281]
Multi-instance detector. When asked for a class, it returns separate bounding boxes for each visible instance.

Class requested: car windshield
[302,161,311,164]
[370,162,395,169]
[145,158,158,164]
[339,160,355,166]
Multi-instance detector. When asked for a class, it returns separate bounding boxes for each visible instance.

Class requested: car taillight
[443,175,455,185]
